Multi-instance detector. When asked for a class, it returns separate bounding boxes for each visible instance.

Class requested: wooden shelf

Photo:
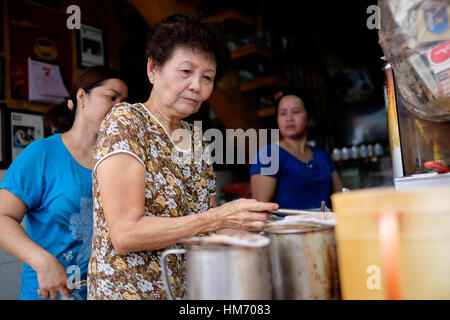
[6,99,52,113]
[231,44,271,60]
[208,9,254,25]
[240,75,277,93]
[257,107,275,118]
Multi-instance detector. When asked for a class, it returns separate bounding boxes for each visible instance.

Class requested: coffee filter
[181,232,270,248]
[268,211,337,227]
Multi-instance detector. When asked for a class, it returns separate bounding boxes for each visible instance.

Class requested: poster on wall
[9,0,72,100]
[9,109,44,160]
[28,57,69,104]
[77,24,106,67]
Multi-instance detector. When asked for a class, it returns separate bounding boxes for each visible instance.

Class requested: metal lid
[263,222,333,234]
[180,233,270,248]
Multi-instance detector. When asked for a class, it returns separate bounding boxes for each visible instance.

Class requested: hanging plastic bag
[378,0,450,121]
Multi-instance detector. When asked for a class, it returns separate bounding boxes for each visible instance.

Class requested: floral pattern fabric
[87,102,215,300]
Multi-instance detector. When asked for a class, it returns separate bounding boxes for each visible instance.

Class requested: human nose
[285,112,294,121]
[188,75,201,92]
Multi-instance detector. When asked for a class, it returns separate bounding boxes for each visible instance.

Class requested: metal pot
[161,239,273,300]
[262,222,340,300]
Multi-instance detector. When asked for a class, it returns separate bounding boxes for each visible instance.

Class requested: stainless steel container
[161,240,273,300]
[263,222,340,300]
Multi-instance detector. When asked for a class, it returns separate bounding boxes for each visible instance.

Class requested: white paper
[28,57,69,104]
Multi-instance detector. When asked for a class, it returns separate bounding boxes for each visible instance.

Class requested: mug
[331,187,450,299]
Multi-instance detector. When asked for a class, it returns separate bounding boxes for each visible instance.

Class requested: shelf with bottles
[332,143,389,167]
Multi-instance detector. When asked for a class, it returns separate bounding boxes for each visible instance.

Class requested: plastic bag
[378,0,450,121]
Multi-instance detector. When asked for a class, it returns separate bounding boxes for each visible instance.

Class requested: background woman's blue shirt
[0,134,93,300]
[250,144,336,210]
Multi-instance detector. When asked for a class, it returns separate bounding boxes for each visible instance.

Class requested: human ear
[67,99,74,111]
[76,88,86,107]
[147,58,157,84]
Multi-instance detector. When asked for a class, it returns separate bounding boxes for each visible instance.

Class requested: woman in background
[250,92,343,212]
[0,67,128,300]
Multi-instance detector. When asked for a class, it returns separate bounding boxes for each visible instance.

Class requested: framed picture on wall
[9,109,44,161]
[77,24,107,67]
[0,104,7,166]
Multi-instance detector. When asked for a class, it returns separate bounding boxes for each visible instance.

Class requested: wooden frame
[0,57,4,100]
[8,108,44,161]
[0,104,7,167]
[76,23,107,67]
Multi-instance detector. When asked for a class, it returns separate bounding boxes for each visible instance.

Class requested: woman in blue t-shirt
[0,67,128,300]
[250,92,343,211]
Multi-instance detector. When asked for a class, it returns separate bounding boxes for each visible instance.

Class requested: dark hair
[68,66,126,124]
[145,14,230,84]
[44,103,73,136]
[275,90,314,119]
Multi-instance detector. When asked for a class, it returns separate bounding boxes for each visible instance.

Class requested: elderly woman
[250,92,343,213]
[87,15,277,300]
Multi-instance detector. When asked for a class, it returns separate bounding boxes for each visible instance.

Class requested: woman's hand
[35,252,72,300]
[212,198,278,231]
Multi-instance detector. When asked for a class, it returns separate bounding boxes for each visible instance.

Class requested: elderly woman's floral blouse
[87,102,216,300]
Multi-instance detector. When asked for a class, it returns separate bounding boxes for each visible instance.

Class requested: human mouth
[182,97,199,104]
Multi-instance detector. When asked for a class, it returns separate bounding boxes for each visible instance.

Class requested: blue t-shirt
[250,144,336,210]
[0,134,93,300]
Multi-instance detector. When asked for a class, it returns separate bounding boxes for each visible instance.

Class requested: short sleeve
[324,149,336,173]
[0,141,45,210]
[93,104,147,174]
[249,144,280,178]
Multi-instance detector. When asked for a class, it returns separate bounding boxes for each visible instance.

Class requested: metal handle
[378,211,401,300]
[160,249,186,300]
